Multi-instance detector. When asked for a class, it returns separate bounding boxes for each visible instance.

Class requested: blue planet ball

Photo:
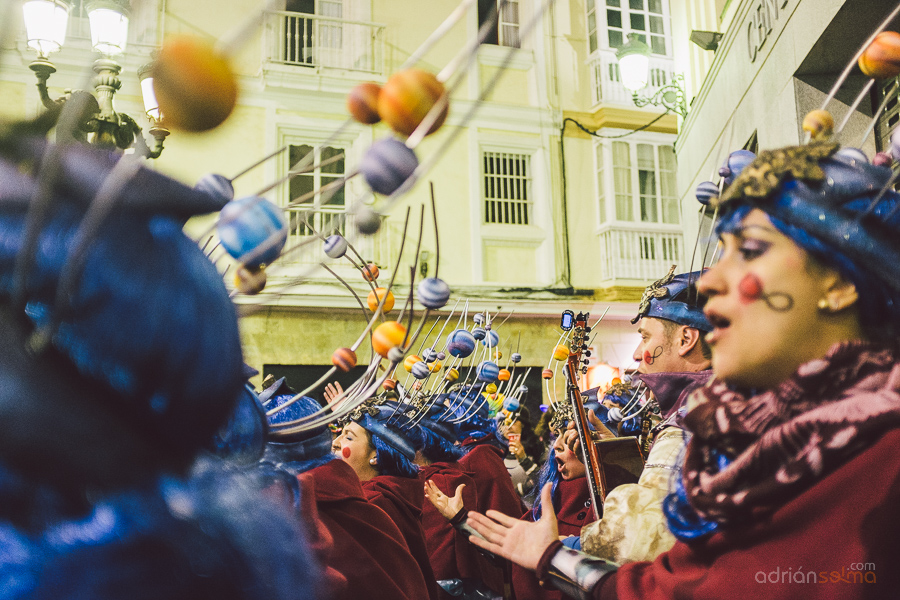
[472,327,486,341]
[835,147,869,166]
[447,329,476,358]
[481,329,500,348]
[476,360,500,382]
[324,234,348,259]
[417,277,451,309]
[360,138,419,196]
[473,313,485,325]
[411,361,430,379]
[694,181,719,206]
[511,352,522,364]
[195,173,234,204]
[218,196,288,268]
[719,150,756,187]
[504,397,520,412]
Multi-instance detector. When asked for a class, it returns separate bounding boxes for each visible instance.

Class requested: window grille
[483,151,531,225]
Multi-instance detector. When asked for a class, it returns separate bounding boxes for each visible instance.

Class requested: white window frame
[284,143,348,241]
[593,0,672,57]
[477,0,522,49]
[481,150,533,226]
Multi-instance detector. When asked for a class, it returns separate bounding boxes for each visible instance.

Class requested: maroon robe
[298,459,429,600]
[362,475,440,600]
[574,427,900,600]
[459,442,526,592]
[513,476,595,600]
[419,461,481,583]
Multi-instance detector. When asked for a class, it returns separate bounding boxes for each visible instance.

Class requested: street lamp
[22,0,168,158]
[615,33,688,120]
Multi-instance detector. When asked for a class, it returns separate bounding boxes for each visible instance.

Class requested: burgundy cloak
[362,475,440,600]
[298,459,430,600]
[419,461,481,583]
[513,476,596,600]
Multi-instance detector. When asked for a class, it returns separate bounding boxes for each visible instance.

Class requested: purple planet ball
[360,138,419,196]
[694,181,719,206]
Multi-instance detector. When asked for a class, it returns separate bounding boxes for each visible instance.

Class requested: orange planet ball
[428,360,443,373]
[367,287,395,312]
[552,344,570,361]
[541,368,554,379]
[373,321,406,357]
[348,82,382,124]
[497,368,511,382]
[383,378,397,391]
[859,31,900,79]
[445,368,459,382]
[153,35,238,132]
[378,69,448,137]
[233,265,267,294]
[332,347,357,372]
[403,354,422,373]
[801,109,834,140]
[362,262,380,282]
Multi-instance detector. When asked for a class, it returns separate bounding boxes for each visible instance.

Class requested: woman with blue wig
[332,402,439,600]
[464,141,900,599]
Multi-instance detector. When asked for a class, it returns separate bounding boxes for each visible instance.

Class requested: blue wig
[414,420,464,463]
[529,435,562,521]
[370,432,419,479]
[662,447,730,542]
[265,389,335,474]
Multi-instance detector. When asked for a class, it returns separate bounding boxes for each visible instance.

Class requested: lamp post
[22,0,168,158]
[615,33,688,120]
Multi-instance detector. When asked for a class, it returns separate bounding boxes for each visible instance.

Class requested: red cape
[299,459,430,600]
[513,476,595,600]
[363,475,440,600]
[419,461,481,582]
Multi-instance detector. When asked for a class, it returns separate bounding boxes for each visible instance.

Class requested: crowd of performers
[2,77,900,600]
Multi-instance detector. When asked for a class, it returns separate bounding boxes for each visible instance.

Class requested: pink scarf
[682,341,900,523]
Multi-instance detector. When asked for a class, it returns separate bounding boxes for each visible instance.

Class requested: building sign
[747,0,790,62]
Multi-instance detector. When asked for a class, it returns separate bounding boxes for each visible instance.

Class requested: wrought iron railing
[596,224,683,283]
[265,10,385,74]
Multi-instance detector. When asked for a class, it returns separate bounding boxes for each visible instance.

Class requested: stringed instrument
[563,311,644,519]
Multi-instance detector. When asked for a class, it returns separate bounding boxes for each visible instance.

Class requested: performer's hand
[425,480,466,520]
[509,439,526,461]
[466,483,559,572]
[588,409,617,440]
[565,410,617,456]
[323,381,345,407]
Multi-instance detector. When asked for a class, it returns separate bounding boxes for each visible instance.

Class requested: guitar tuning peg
[581,367,588,374]
[584,350,592,357]
[584,326,591,333]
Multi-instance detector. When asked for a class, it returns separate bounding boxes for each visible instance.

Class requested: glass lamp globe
[616,33,651,93]
[22,0,70,57]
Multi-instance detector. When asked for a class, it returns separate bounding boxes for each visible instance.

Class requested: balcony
[588,50,674,108]
[596,224,683,284]
[264,10,385,75]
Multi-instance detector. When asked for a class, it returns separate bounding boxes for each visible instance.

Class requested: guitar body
[593,437,645,497]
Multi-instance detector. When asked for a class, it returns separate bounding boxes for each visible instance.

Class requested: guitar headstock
[563,311,591,375]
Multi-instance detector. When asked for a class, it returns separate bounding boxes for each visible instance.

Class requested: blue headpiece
[717,142,900,314]
[265,380,333,462]
[350,404,417,462]
[419,401,459,442]
[631,266,712,332]
[0,136,243,461]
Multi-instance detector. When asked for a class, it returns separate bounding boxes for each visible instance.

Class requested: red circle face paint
[738,273,763,303]
[643,350,652,364]
[341,446,351,459]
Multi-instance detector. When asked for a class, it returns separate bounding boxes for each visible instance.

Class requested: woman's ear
[822,271,859,312]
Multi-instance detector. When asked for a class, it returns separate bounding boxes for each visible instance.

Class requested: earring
[817,298,830,310]
[369,458,377,465]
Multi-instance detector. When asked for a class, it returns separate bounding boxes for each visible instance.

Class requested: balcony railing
[596,225,683,283]
[265,10,385,75]
[588,50,674,108]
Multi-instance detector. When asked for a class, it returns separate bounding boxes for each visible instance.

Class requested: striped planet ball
[362,262,380,282]
[437,351,446,360]
[428,360,443,373]
[553,344,570,361]
[378,68,448,137]
[417,277,451,309]
[233,265,267,295]
[372,321,406,357]
[195,173,234,204]
[719,149,756,186]
[497,369,511,382]
[835,147,869,166]
[472,327,486,341]
[411,361,430,379]
[511,352,522,364]
[504,397,520,412]
[541,368,554,380]
[360,138,419,196]
[517,385,529,396]
[387,346,406,363]
[694,181,719,206]
[473,313,485,325]
[404,354,423,373]
[367,287,395,312]
[422,348,438,362]
[476,360,500,382]
[485,383,497,394]
[445,368,459,382]
[447,329,476,358]
[332,347,357,372]
[218,196,288,268]
[859,31,900,79]
[324,234,349,259]
[481,330,500,348]
[383,378,397,391]
[347,81,382,124]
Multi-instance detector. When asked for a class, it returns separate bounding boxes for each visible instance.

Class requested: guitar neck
[565,357,604,520]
